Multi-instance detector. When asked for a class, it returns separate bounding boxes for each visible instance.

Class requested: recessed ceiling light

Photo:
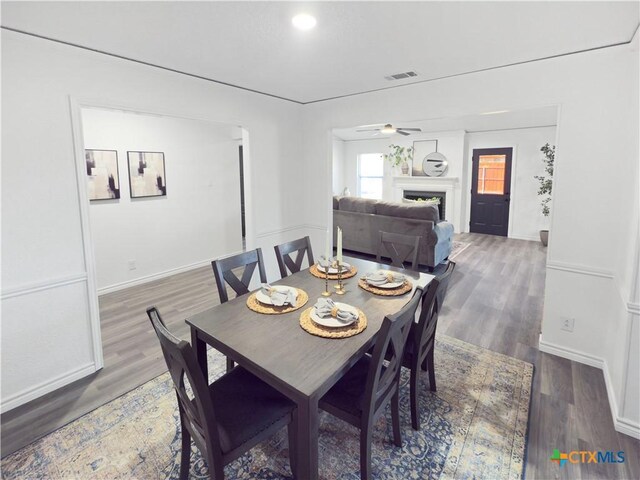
[292,13,317,31]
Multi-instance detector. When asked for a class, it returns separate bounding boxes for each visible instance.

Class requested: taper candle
[337,227,343,262]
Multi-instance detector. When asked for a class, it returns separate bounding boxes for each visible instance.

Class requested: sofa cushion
[375,201,439,223]
[338,197,378,214]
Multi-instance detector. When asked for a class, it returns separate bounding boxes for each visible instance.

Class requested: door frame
[69,96,254,371]
[465,145,518,238]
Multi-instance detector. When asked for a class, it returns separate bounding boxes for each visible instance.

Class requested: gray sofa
[333,196,454,269]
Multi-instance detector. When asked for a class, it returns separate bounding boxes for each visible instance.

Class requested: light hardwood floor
[2,233,638,479]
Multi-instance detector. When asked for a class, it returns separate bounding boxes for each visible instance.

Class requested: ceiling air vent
[385,71,418,81]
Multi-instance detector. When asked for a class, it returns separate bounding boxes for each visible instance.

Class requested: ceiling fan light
[380,125,397,134]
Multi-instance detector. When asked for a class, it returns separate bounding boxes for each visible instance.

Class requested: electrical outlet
[128,260,137,271]
[560,317,575,332]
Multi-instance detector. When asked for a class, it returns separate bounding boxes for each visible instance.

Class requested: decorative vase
[342,187,351,196]
[539,230,549,246]
[400,162,409,176]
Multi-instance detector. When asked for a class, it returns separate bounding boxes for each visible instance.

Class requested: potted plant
[383,144,413,176]
[534,143,555,246]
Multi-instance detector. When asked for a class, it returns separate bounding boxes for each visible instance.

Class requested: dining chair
[403,260,456,430]
[376,231,421,270]
[211,249,267,371]
[147,307,297,480]
[318,289,422,480]
[274,236,315,278]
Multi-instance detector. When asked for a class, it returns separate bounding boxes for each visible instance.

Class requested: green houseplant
[534,143,555,246]
[384,144,413,176]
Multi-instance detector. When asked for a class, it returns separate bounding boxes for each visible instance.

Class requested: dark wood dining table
[186,255,434,479]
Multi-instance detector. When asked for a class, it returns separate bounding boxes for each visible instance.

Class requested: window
[358,153,384,199]
[476,154,507,194]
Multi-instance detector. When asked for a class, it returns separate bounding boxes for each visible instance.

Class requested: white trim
[255,223,327,239]
[538,339,604,368]
[97,259,216,295]
[69,96,104,369]
[507,233,540,242]
[546,261,614,279]
[1,362,96,413]
[628,302,640,315]
[539,338,640,439]
[1,273,87,299]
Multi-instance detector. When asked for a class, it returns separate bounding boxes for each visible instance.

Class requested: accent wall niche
[81,107,244,292]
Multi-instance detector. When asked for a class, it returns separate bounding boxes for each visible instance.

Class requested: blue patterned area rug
[2,335,532,479]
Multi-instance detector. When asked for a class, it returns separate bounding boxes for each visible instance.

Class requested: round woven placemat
[309,264,358,280]
[299,307,367,338]
[358,278,413,296]
[246,288,309,315]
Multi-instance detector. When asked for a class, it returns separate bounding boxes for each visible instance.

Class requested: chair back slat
[376,231,421,270]
[414,278,440,361]
[146,307,223,458]
[364,289,422,416]
[435,260,456,312]
[274,236,315,278]
[212,248,267,303]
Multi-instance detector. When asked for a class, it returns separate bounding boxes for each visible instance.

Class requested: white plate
[365,271,405,289]
[255,285,297,306]
[311,302,358,328]
[317,262,351,274]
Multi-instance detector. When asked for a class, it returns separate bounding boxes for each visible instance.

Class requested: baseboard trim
[1,362,96,413]
[539,339,640,439]
[546,261,614,279]
[538,339,604,368]
[97,260,213,295]
[508,234,540,242]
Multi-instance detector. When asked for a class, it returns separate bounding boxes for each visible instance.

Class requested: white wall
[331,138,345,195]
[301,36,639,436]
[1,30,304,411]
[82,108,242,291]
[465,126,557,241]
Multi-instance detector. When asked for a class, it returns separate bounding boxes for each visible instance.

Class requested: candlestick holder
[335,259,346,295]
[321,266,332,297]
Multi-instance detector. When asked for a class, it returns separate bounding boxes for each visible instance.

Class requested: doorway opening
[469,147,513,236]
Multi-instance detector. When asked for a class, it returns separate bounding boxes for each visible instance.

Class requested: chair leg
[410,365,421,431]
[287,415,298,478]
[421,357,428,371]
[226,357,234,373]
[360,425,373,480]
[179,423,191,480]
[391,390,402,446]
[427,349,437,392]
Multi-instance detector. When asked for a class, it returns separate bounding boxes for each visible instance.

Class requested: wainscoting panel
[1,279,97,412]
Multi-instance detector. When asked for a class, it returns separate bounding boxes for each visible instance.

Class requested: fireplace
[403,190,446,220]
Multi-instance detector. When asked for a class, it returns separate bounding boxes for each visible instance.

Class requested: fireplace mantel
[390,175,461,231]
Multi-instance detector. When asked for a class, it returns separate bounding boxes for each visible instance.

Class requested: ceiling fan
[356,123,422,136]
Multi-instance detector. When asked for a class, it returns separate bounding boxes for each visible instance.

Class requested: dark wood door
[470,147,512,236]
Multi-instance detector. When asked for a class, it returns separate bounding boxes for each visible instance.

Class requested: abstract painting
[127,151,167,198]
[85,149,120,201]
[412,139,438,176]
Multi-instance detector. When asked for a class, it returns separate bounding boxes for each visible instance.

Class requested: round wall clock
[422,152,448,177]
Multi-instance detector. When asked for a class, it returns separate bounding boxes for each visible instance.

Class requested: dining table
[186,255,434,480]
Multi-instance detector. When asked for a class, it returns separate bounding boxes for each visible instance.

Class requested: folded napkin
[261,284,297,306]
[364,271,405,286]
[314,298,358,323]
[318,255,332,268]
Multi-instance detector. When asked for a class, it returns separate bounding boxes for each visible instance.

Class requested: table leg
[295,396,319,480]
[191,327,208,381]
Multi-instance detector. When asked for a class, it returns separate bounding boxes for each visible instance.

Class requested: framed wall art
[411,139,438,176]
[127,151,167,198]
[85,149,120,201]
